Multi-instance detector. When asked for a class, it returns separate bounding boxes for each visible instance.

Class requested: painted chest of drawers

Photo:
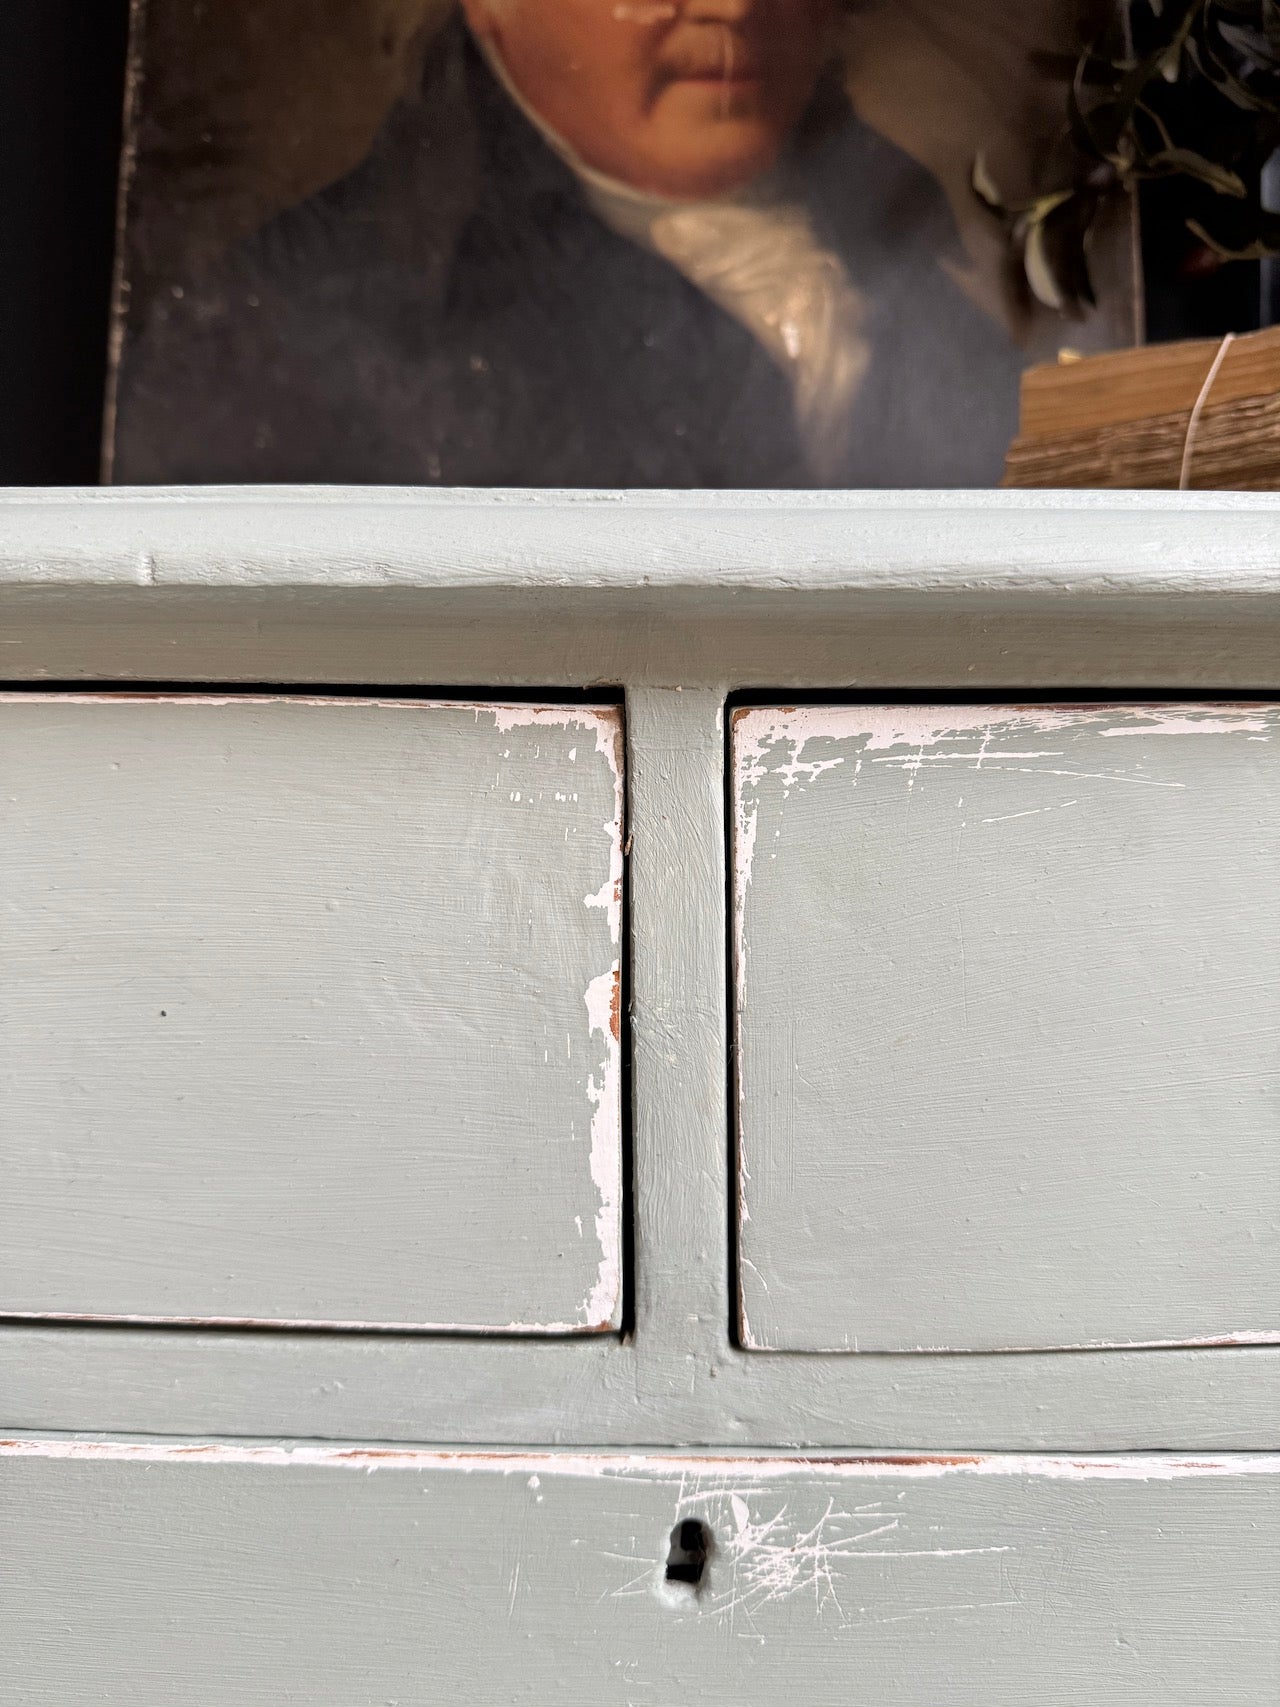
[4,489,1280,1703]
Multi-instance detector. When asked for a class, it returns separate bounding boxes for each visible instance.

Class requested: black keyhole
[665,1518,710,1587]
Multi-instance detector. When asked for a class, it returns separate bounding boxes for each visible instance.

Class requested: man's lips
[670,69,764,84]
[660,40,766,84]
[663,63,766,85]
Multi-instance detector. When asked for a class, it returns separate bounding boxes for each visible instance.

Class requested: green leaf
[1133,97,1178,153]
[1187,213,1280,256]
[1111,0,1204,125]
[1023,216,1069,312]
[1147,146,1250,193]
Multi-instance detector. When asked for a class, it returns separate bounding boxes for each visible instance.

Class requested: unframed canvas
[105,0,1139,489]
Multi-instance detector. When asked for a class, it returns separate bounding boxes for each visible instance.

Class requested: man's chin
[620,120,786,200]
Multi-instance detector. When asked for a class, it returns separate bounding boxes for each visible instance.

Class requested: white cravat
[482,39,870,480]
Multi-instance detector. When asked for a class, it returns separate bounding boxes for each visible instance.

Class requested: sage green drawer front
[733,703,1280,1354]
[0,695,623,1333]
[6,1443,1280,1705]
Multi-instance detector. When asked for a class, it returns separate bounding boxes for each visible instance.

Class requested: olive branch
[974,0,1280,313]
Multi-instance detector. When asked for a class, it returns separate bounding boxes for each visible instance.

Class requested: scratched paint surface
[733,704,1280,1353]
[0,695,623,1332]
[5,1443,1279,1704]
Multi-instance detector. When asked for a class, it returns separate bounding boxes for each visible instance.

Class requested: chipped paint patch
[731,708,846,1012]
[743,1326,1280,1354]
[577,704,625,1331]
[583,968,624,1329]
[1100,711,1272,737]
[0,692,622,721]
[730,699,1280,1020]
[5,1440,1280,1480]
[0,692,628,781]
[732,702,1277,766]
[858,704,1112,751]
[580,706,625,952]
[0,1309,616,1334]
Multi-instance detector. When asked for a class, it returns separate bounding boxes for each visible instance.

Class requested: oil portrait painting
[107,0,1137,487]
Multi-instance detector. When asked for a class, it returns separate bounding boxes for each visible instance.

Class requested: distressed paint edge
[728,700,1277,760]
[0,1310,617,1336]
[579,703,626,1329]
[0,1309,622,1335]
[738,1328,1280,1355]
[728,707,764,1350]
[0,691,623,723]
[4,1437,1280,1480]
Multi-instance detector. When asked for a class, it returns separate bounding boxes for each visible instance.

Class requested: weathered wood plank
[6,1442,1280,1705]
[0,695,623,1332]
[734,704,1280,1353]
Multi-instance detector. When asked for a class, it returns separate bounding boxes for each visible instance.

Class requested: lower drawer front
[6,1444,1279,1703]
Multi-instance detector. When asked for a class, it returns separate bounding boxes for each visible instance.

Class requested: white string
[1178,331,1236,490]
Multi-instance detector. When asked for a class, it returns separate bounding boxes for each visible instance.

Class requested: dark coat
[112,24,1024,488]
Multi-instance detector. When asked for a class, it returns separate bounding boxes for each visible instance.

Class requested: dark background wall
[0,1,130,483]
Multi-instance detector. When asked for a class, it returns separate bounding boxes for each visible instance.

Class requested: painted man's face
[461,0,836,199]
